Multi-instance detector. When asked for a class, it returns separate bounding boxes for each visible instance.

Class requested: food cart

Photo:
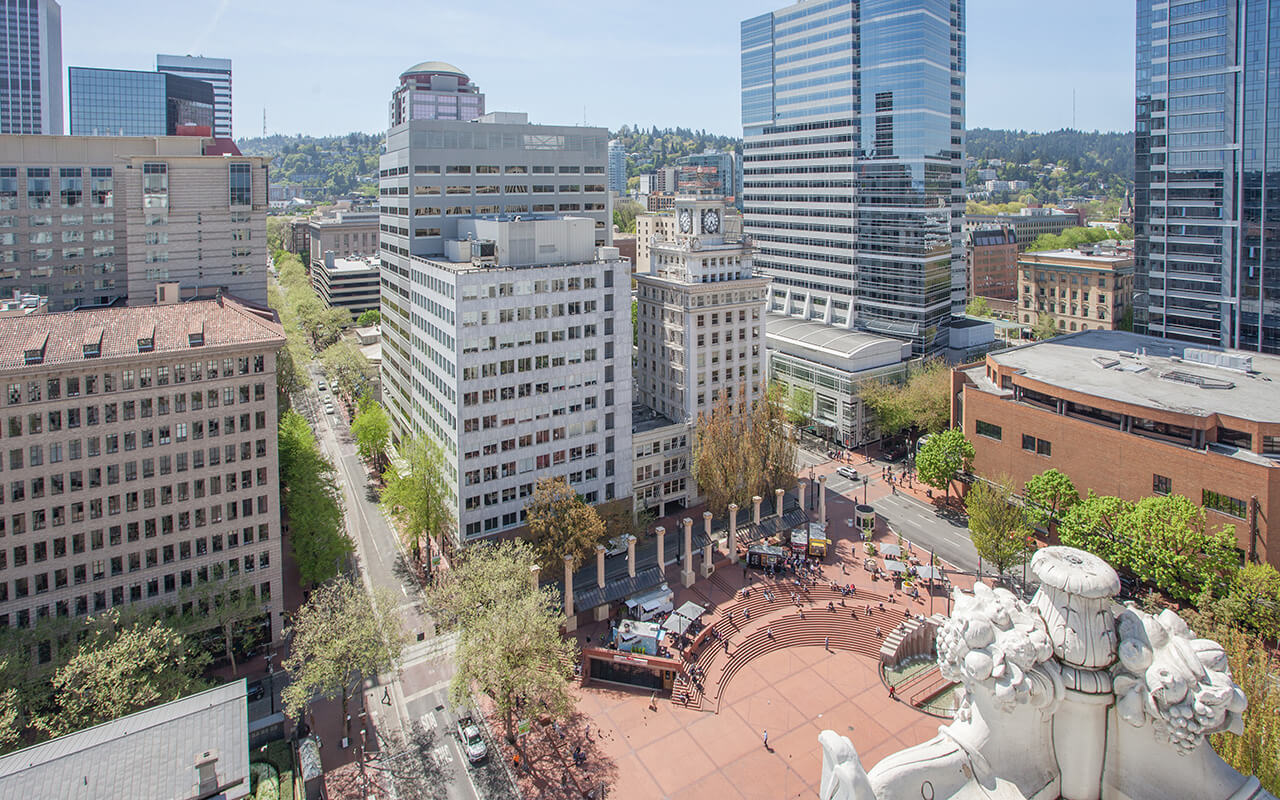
[747,544,787,570]
[790,527,809,556]
[806,522,830,559]
[615,619,663,656]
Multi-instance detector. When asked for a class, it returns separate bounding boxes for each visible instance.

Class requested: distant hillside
[610,125,741,182]
[966,128,1133,202]
[236,133,383,196]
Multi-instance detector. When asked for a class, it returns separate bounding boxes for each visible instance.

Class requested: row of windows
[3,389,266,437]
[4,358,266,405]
[2,522,270,573]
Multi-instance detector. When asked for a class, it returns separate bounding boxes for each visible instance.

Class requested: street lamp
[862,476,868,504]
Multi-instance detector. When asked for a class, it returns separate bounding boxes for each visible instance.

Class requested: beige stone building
[1018,245,1135,334]
[0,296,287,643]
[0,135,269,310]
[306,209,378,266]
[635,205,742,274]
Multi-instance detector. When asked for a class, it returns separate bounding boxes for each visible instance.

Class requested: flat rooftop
[983,330,1280,423]
[632,403,680,435]
[321,256,380,274]
[1019,248,1133,266]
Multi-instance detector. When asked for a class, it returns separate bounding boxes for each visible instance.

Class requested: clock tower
[674,197,727,240]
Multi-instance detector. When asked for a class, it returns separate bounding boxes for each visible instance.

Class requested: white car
[836,466,859,481]
[456,715,487,763]
[604,535,630,557]
[317,382,328,392]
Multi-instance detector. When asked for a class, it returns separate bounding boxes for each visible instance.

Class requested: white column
[818,475,827,523]
[752,495,763,525]
[593,544,609,622]
[626,534,637,578]
[798,480,807,514]
[728,503,740,564]
[655,525,666,573]
[563,554,577,633]
[529,564,540,592]
[775,488,785,518]
[681,517,695,588]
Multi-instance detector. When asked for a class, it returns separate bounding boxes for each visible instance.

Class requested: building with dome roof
[389,60,485,126]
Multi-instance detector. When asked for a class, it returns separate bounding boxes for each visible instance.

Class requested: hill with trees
[236,132,383,196]
[966,128,1133,205]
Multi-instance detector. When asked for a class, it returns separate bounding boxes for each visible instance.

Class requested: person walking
[824,635,829,650]
[763,730,769,749]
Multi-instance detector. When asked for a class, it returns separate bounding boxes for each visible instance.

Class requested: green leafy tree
[612,199,644,234]
[1057,491,1133,565]
[966,476,1036,579]
[381,435,455,566]
[176,577,267,676]
[1203,562,1280,643]
[0,659,19,752]
[35,616,208,738]
[350,398,391,471]
[859,358,951,439]
[915,427,974,502]
[525,476,607,573]
[785,384,814,427]
[1117,494,1238,602]
[1032,313,1060,340]
[691,383,797,518]
[318,339,373,400]
[281,579,405,739]
[427,539,577,746]
[278,410,353,586]
[1023,468,1080,529]
[356,309,381,326]
[965,296,993,318]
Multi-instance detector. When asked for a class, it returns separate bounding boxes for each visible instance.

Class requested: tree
[785,384,814,427]
[915,427,974,502]
[525,477,607,573]
[282,579,405,739]
[278,410,353,586]
[1023,468,1080,529]
[381,435,455,566]
[1057,491,1133,565]
[0,659,19,752]
[35,616,208,738]
[966,476,1036,580]
[691,383,797,518]
[1205,563,1280,643]
[858,358,951,440]
[612,199,644,234]
[319,338,375,400]
[428,539,577,747]
[356,308,380,326]
[965,296,993,318]
[176,577,268,676]
[1032,312,1060,340]
[1116,494,1238,602]
[350,398,391,471]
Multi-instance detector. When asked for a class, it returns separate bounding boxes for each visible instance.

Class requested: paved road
[296,365,511,800]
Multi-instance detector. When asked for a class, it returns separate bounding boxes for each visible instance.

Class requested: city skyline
[59,0,1135,139]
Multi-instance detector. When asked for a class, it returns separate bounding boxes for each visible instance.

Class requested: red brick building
[952,330,1280,567]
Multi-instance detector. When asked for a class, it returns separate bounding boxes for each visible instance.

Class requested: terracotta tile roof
[0,296,285,372]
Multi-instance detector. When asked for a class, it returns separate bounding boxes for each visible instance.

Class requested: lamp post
[862,476,868,504]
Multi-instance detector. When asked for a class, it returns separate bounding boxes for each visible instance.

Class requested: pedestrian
[767,627,773,638]
[824,635,829,650]
[513,752,521,772]
[585,724,591,740]
[876,626,883,638]
[888,684,897,699]
[763,729,769,749]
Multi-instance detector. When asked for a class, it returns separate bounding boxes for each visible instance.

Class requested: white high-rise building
[0,0,62,134]
[607,139,626,195]
[156,55,231,138]
[380,215,633,543]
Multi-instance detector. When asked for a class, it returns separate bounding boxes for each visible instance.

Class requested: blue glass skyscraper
[1135,0,1280,353]
[741,0,965,355]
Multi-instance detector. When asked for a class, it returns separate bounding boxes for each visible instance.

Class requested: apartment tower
[1134,0,1280,353]
[0,0,61,134]
[740,0,966,355]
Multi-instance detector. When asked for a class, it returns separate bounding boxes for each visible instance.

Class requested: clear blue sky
[60,0,1135,140]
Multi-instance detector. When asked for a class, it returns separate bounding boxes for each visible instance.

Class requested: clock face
[702,209,720,234]
[678,209,693,234]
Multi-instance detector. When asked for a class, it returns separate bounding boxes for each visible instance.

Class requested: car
[836,466,859,481]
[246,682,266,702]
[456,715,487,763]
[326,405,336,415]
[604,535,629,557]
[317,382,327,392]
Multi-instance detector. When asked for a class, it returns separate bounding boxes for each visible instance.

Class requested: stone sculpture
[819,546,1276,800]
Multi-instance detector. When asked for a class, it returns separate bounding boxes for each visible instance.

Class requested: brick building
[0,296,287,641]
[968,225,1017,302]
[952,330,1280,567]
[1018,245,1134,334]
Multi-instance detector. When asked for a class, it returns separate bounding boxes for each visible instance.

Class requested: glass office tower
[69,67,214,136]
[1135,0,1280,353]
[0,0,62,134]
[156,55,231,138]
[741,0,965,355]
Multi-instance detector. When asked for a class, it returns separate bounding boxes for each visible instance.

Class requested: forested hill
[236,133,384,196]
[966,128,1133,200]
[611,125,741,178]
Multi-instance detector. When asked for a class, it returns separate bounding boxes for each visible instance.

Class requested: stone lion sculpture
[819,546,1276,800]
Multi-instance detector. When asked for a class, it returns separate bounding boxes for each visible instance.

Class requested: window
[1022,434,1051,456]
[1153,474,1171,496]
[975,420,1002,441]
[1021,434,1035,452]
[1203,489,1246,519]
[230,164,252,206]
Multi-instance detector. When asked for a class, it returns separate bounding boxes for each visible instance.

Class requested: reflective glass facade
[740,0,965,355]
[69,67,213,137]
[156,55,231,138]
[1135,0,1280,352]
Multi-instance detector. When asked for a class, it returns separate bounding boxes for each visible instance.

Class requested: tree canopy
[1023,468,1080,529]
[319,338,375,399]
[690,383,796,518]
[858,359,951,439]
[524,477,607,573]
[1026,225,1125,253]
[381,435,455,565]
[1117,494,1237,602]
[915,427,974,502]
[351,397,391,470]
[1032,312,1061,341]
[356,309,380,326]
[278,410,352,586]
[966,476,1036,579]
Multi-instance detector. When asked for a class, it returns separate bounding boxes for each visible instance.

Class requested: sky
[59,0,1136,140]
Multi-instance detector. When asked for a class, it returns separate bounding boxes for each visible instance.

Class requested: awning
[879,543,903,559]
[882,559,908,573]
[915,565,944,580]
[662,601,706,636]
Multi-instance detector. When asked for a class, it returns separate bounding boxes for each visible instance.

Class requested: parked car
[246,682,266,702]
[317,381,327,392]
[456,715,487,763]
[604,535,629,557]
[836,466,859,481]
